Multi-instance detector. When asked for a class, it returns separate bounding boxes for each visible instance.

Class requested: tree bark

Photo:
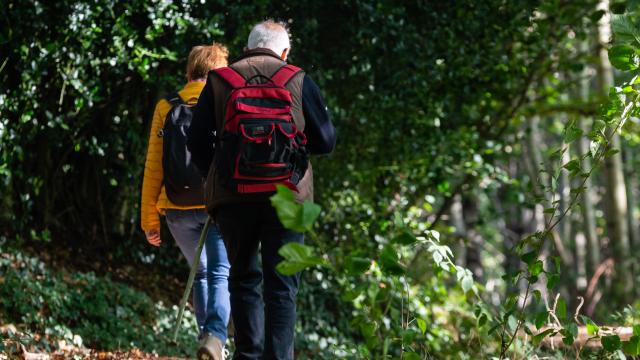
[597,0,632,299]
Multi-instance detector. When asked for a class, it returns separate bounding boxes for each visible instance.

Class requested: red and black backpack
[212,64,309,194]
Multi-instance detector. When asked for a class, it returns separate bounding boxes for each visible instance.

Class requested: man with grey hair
[188,20,336,360]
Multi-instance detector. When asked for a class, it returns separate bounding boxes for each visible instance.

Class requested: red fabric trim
[271,65,302,87]
[236,102,291,115]
[237,183,277,193]
[254,163,288,168]
[231,87,293,102]
[277,123,297,138]
[236,181,298,194]
[233,154,292,181]
[214,67,245,88]
[296,131,308,145]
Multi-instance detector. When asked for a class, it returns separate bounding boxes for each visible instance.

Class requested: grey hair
[247,20,291,55]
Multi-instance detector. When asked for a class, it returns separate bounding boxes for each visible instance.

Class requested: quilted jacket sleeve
[140,100,168,232]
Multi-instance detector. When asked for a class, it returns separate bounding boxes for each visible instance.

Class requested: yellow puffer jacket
[140,81,206,232]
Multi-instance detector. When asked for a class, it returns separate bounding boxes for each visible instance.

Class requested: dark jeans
[215,202,303,360]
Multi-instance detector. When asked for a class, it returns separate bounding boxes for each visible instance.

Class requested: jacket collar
[231,48,284,64]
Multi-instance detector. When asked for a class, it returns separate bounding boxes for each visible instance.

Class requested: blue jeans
[165,208,230,341]
[215,203,303,360]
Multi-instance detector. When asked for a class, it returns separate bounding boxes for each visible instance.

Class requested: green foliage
[0,247,198,356]
[277,242,327,276]
[4,0,640,358]
[270,185,322,233]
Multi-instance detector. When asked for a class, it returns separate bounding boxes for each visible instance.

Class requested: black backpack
[160,92,204,206]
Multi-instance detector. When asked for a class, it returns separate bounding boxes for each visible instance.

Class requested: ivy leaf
[602,335,622,352]
[276,243,325,275]
[270,185,321,233]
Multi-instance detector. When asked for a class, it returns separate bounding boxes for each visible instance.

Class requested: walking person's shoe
[197,333,225,360]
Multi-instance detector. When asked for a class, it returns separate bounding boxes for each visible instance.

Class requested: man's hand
[145,229,161,247]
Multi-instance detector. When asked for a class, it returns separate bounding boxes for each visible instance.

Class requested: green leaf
[416,318,427,334]
[608,45,639,71]
[563,159,581,173]
[391,229,417,245]
[276,243,325,275]
[477,313,488,327]
[612,15,640,46]
[557,298,567,320]
[403,353,421,360]
[520,251,537,265]
[634,324,640,336]
[460,271,474,294]
[546,273,560,289]
[602,335,622,352]
[535,311,548,330]
[345,256,371,275]
[528,260,544,277]
[581,315,599,335]
[533,329,556,345]
[360,321,377,338]
[270,185,321,233]
[564,126,583,143]
[507,315,518,332]
[622,335,640,356]
[379,244,404,275]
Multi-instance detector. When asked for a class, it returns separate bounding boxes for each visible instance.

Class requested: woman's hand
[145,229,161,246]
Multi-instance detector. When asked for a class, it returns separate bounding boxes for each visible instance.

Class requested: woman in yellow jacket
[140,43,229,359]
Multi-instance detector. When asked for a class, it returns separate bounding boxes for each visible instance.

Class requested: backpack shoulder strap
[165,92,184,107]
[271,64,303,87]
[213,67,246,89]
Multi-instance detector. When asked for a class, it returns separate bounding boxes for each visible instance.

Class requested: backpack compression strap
[213,67,246,89]
[165,92,184,107]
[271,64,302,87]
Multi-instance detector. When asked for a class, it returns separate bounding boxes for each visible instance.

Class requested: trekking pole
[173,216,211,342]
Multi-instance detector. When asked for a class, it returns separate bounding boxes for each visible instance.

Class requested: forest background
[3,0,640,358]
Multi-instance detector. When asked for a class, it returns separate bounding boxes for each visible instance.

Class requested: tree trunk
[597,0,632,299]
[451,194,467,267]
[623,144,638,253]
[578,39,600,276]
